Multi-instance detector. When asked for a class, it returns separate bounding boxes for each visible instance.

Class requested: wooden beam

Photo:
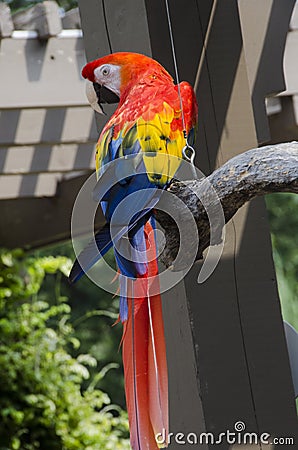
[62,7,81,29]
[145,0,298,443]
[281,30,298,96]
[290,0,298,29]
[0,35,88,108]
[0,142,95,176]
[12,1,62,39]
[77,0,298,444]
[266,97,282,116]
[269,96,298,143]
[78,0,207,440]
[102,0,152,54]
[77,0,113,61]
[238,0,295,143]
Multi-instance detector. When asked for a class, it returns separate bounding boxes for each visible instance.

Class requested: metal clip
[182,138,197,179]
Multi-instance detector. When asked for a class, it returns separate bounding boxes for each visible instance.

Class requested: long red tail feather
[122,223,168,449]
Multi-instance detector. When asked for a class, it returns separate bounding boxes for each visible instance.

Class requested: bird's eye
[101,65,110,76]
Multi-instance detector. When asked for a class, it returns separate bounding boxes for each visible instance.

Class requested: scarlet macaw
[70,52,198,449]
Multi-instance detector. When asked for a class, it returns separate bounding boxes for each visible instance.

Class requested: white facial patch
[94,64,121,97]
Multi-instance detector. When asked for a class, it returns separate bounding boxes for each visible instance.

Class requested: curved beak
[85,80,120,115]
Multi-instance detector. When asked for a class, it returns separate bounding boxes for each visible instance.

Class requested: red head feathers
[82,52,173,98]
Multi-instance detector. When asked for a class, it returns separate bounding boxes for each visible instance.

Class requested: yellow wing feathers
[137,102,185,185]
[96,101,188,185]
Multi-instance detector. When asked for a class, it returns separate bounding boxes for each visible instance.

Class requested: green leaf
[0,249,129,449]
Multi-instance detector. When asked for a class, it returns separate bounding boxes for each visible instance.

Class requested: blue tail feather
[69,223,112,284]
[131,226,148,276]
[119,275,128,322]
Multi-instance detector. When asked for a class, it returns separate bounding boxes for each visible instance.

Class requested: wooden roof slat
[239,0,295,143]
[0,173,99,248]
[0,172,62,199]
[0,36,87,109]
[0,143,95,176]
[0,107,97,146]
[12,0,62,39]
[62,7,81,30]
[0,3,14,38]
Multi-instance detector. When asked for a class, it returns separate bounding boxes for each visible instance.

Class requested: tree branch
[156,141,298,267]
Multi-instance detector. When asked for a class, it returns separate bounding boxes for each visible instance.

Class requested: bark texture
[156,142,298,267]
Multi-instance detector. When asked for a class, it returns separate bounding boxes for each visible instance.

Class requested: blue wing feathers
[69,223,112,284]
[70,123,163,286]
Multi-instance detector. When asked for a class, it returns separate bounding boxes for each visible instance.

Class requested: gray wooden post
[77,1,298,448]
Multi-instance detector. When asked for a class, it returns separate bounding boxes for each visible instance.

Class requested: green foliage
[266,193,298,329]
[33,242,126,409]
[0,249,130,450]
